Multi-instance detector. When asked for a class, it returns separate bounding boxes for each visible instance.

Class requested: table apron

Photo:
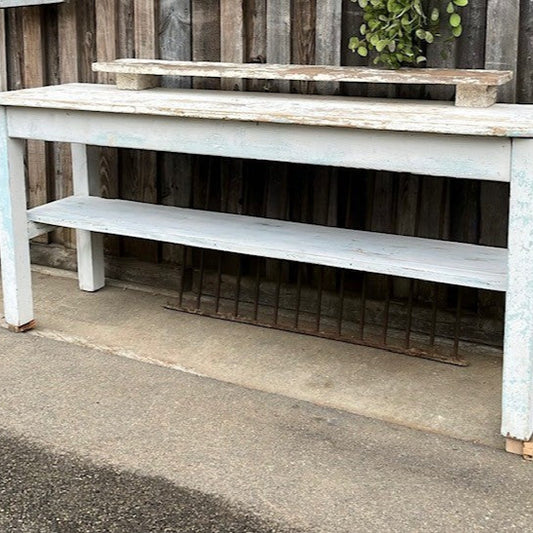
[6,107,511,182]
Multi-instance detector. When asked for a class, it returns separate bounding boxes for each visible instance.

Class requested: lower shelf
[27,196,507,291]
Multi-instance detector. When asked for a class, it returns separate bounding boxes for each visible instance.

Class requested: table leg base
[505,437,533,459]
[6,320,36,333]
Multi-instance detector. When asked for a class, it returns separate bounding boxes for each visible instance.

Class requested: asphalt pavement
[0,429,299,533]
[1,327,532,532]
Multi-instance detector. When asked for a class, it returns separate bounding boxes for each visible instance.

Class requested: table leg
[0,109,34,331]
[503,138,533,447]
[72,144,105,292]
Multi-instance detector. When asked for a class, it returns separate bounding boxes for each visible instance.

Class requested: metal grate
[161,158,505,366]
[165,248,504,366]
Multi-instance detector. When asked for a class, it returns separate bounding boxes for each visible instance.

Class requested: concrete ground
[1,267,530,532]
[6,267,503,448]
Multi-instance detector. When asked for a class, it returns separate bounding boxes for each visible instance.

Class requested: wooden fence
[0,0,529,345]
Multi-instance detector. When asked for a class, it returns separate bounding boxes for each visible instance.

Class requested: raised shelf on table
[92,59,513,108]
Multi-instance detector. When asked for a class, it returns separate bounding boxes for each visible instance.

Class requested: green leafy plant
[349,0,469,69]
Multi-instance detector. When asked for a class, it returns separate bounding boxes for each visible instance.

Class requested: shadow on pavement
[0,429,302,533]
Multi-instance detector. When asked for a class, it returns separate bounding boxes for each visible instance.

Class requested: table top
[1,83,532,137]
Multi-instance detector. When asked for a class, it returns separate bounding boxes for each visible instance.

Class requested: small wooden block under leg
[7,320,36,333]
[506,437,533,459]
[455,85,498,108]
[116,73,159,90]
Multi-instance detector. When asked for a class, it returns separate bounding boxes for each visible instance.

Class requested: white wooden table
[0,82,532,454]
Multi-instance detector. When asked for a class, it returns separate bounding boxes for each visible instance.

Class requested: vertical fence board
[22,6,48,247]
[192,0,220,89]
[160,0,191,89]
[0,9,6,92]
[221,0,244,90]
[315,0,341,94]
[6,8,23,91]
[266,0,290,92]
[314,0,341,288]
[244,0,266,91]
[121,0,159,262]
[220,0,244,229]
[96,0,117,84]
[77,0,96,83]
[96,0,120,256]
[160,0,192,263]
[56,0,79,248]
[518,0,533,104]
[486,0,519,103]
[117,0,134,58]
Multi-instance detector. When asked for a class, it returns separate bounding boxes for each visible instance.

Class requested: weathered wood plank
[93,60,514,86]
[502,138,533,441]
[117,0,134,59]
[96,0,117,84]
[314,0,341,285]
[243,0,266,91]
[9,105,512,182]
[95,0,119,256]
[77,0,95,83]
[160,0,191,89]
[4,83,532,140]
[71,143,105,291]
[220,0,244,90]
[6,8,23,91]
[315,0,341,95]
[124,0,158,262]
[266,0,290,92]
[191,0,220,89]
[485,0,519,103]
[518,0,533,104]
[56,0,78,248]
[0,9,7,92]
[0,112,34,329]
[27,195,508,291]
[220,0,244,274]
[159,0,192,264]
[0,0,63,6]
[21,6,48,241]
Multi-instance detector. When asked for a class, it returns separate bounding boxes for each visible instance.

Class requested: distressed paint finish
[0,0,63,5]
[3,79,533,448]
[6,107,512,182]
[93,59,513,86]
[71,143,105,292]
[27,196,507,290]
[1,83,531,138]
[0,108,33,328]
[502,138,533,442]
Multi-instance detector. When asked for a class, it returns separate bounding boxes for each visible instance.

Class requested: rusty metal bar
[359,273,367,340]
[383,276,392,345]
[337,270,345,336]
[233,255,242,317]
[454,287,463,357]
[429,282,439,347]
[294,262,303,329]
[178,245,187,308]
[215,252,222,314]
[273,260,282,325]
[253,259,261,322]
[195,250,205,311]
[405,279,415,349]
[315,267,324,332]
